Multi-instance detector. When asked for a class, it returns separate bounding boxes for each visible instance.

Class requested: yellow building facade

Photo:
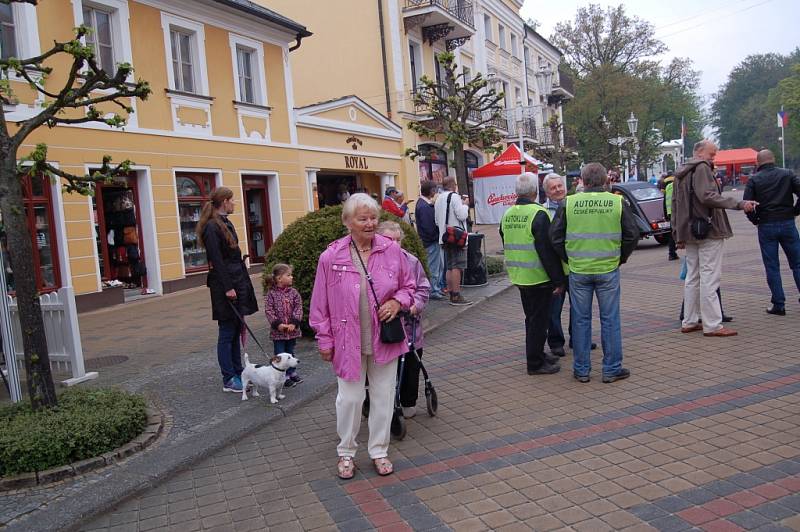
[5,0,404,310]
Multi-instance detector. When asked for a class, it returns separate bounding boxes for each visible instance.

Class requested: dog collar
[271,363,286,372]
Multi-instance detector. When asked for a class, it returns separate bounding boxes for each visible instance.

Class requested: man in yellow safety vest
[500,173,567,375]
[550,163,640,383]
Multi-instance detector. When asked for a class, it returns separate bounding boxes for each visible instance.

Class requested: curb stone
[5,279,513,532]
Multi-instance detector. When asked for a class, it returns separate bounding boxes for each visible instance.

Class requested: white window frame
[408,37,423,92]
[483,14,492,41]
[70,0,133,74]
[510,34,518,58]
[228,33,267,106]
[498,24,505,50]
[3,3,39,68]
[160,12,209,96]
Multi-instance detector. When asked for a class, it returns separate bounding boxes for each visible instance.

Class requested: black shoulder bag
[688,167,712,240]
[351,241,405,344]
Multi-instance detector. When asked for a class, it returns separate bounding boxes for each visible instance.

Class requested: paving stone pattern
[77,210,800,531]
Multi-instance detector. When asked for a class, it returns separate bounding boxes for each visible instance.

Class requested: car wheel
[653,233,669,245]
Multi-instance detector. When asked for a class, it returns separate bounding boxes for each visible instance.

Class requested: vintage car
[611,182,671,244]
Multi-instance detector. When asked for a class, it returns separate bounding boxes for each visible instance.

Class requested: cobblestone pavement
[80,207,800,531]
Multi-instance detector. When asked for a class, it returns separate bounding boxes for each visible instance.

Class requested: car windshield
[629,187,663,201]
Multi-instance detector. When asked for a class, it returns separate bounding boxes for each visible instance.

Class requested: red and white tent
[472,145,545,224]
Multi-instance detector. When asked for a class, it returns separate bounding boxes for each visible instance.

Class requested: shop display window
[176,172,215,272]
[0,173,61,294]
[418,144,448,184]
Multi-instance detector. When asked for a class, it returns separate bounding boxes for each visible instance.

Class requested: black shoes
[602,368,630,383]
[573,373,590,383]
[544,353,560,365]
[668,254,679,261]
[528,363,561,375]
[766,305,786,316]
[550,346,566,357]
[722,315,734,322]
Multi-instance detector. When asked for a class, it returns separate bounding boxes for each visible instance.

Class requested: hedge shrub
[264,206,428,335]
[0,387,147,476]
[486,255,506,275]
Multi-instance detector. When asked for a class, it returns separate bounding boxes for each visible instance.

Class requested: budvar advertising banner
[473,173,518,224]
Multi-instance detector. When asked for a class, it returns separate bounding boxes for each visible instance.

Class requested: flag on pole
[778,110,788,128]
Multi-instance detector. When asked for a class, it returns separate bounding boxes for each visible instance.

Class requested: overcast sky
[521,0,799,100]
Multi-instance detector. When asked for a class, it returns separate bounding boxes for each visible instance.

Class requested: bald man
[743,149,800,315]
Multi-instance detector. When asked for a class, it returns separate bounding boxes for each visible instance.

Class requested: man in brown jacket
[672,140,757,337]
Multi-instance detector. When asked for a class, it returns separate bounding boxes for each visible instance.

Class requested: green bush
[0,387,147,476]
[264,206,428,335]
[486,255,506,275]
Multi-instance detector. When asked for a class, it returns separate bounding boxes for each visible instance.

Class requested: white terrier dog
[241,352,298,404]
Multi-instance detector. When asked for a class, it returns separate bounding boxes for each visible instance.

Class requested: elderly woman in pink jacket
[310,193,415,480]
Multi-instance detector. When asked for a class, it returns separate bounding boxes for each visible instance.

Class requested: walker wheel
[391,409,406,440]
[426,385,438,417]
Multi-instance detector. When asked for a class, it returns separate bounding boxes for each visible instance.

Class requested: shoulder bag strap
[351,240,382,312]
[445,192,453,226]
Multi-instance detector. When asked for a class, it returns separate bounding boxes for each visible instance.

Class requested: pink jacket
[309,234,416,381]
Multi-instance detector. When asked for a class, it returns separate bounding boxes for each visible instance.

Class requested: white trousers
[336,355,398,459]
[683,238,725,333]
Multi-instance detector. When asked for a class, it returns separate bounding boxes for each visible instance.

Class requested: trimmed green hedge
[0,387,147,476]
[486,255,506,275]
[264,206,428,335]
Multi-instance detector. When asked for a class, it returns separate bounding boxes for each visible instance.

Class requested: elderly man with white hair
[500,172,567,375]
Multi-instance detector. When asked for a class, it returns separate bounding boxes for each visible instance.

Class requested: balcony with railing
[403,0,476,44]
[549,67,574,104]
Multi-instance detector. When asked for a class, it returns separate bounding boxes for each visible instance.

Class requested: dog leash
[227,299,269,357]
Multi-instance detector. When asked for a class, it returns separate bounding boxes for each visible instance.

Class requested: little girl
[264,263,303,387]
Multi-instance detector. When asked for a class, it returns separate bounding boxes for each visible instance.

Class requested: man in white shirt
[434,176,472,305]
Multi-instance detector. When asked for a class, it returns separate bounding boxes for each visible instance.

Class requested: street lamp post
[516,100,525,174]
[626,112,638,181]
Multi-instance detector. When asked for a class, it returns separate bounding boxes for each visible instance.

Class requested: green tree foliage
[550,4,666,76]
[553,5,703,176]
[405,51,505,195]
[712,50,800,169]
[0,5,151,409]
[263,206,428,335]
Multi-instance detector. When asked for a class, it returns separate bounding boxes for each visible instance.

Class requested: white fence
[6,286,97,386]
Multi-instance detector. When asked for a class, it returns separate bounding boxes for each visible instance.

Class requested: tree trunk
[0,154,57,409]
[452,143,468,199]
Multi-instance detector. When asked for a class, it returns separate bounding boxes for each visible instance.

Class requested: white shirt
[434,191,469,243]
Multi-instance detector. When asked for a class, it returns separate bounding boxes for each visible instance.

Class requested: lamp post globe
[627,112,638,136]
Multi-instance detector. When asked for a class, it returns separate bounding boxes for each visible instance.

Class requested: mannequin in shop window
[197,187,258,393]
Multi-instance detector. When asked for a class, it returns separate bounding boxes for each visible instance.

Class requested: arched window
[418,144,448,184]
[465,151,480,177]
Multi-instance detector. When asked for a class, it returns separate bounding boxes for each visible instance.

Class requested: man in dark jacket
[671,140,757,337]
[743,149,800,315]
[415,180,445,299]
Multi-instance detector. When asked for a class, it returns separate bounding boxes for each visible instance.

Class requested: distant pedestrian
[550,163,639,383]
[415,180,445,300]
[381,187,407,218]
[435,176,472,306]
[743,149,800,315]
[377,221,430,418]
[662,173,679,260]
[309,193,415,480]
[671,140,757,337]
[197,186,258,394]
[500,173,566,375]
[264,263,304,387]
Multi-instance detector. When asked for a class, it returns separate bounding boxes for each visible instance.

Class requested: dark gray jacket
[743,163,800,225]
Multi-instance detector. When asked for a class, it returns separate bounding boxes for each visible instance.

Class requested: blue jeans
[274,338,298,378]
[758,219,800,308]
[424,241,445,294]
[217,319,243,383]
[569,270,623,377]
[548,289,566,349]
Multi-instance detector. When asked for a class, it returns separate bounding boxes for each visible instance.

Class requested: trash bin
[462,233,488,287]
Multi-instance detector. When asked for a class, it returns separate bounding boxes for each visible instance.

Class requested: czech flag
[778,110,788,128]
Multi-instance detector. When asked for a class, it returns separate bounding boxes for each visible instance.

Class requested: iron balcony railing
[405,0,475,29]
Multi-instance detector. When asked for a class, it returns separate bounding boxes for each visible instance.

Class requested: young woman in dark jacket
[197,186,258,392]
